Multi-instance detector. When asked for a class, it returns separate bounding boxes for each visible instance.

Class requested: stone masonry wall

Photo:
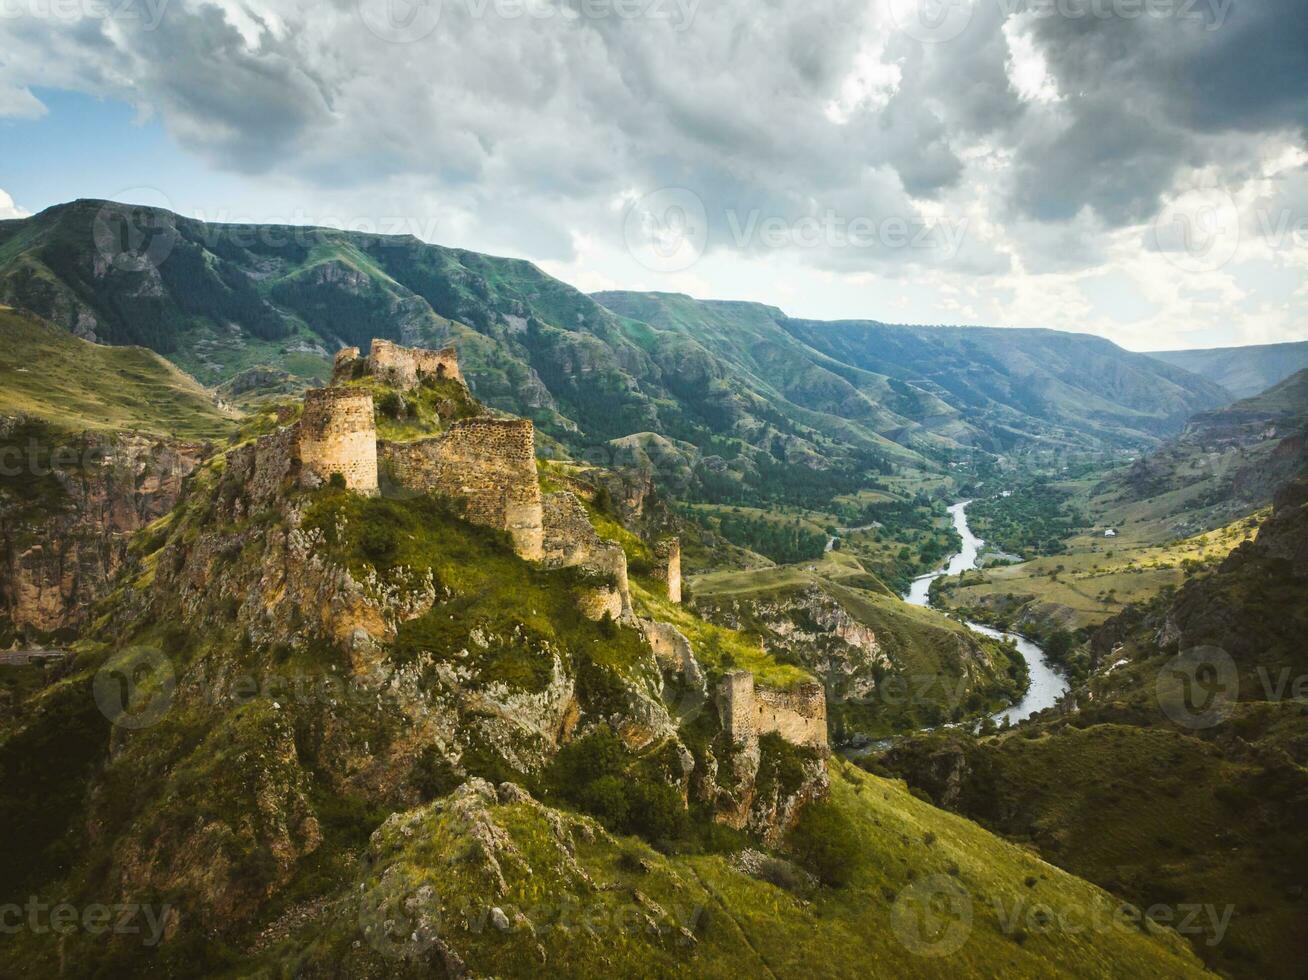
[380,418,543,559]
[717,670,827,751]
[297,388,379,494]
[540,491,632,621]
[653,537,682,603]
[332,340,463,388]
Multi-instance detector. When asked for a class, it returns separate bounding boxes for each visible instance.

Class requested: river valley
[905,501,1069,726]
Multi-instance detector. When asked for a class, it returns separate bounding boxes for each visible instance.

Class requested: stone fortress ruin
[239,338,826,751]
[718,671,828,751]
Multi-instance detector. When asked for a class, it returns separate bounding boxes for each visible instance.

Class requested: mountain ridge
[0,202,1230,515]
[1148,341,1308,398]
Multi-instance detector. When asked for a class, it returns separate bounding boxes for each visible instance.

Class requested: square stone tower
[653,537,682,603]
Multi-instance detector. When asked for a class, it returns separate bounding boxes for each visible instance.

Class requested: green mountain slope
[0,201,1231,516]
[779,316,1230,446]
[880,473,1308,978]
[0,306,235,440]
[1149,341,1308,399]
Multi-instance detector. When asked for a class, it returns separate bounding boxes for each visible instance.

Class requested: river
[904,501,1069,726]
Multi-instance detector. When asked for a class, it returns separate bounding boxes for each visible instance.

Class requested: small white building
[1104,528,1117,538]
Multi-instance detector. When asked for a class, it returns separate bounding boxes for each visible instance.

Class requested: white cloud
[0,189,29,219]
[0,0,1304,346]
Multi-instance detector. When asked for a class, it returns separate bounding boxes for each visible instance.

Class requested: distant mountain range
[0,200,1230,504]
[1148,341,1308,399]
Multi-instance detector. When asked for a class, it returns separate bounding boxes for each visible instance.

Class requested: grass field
[0,307,238,440]
[933,510,1264,633]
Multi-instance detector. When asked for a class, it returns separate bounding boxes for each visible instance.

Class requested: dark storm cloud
[1,0,1305,273]
[1009,0,1308,224]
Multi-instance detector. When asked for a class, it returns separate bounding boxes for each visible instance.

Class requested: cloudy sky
[1,0,1305,350]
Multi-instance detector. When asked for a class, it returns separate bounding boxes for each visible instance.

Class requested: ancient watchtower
[718,671,827,751]
[297,388,379,494]
[653,538,682,603]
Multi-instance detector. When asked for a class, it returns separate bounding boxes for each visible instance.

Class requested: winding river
[905,501,1069,726]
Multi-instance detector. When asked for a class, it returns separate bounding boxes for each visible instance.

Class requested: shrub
[787,801,861,887]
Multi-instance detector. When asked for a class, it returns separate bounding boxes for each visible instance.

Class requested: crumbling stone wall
[297,388,378,494]
[718,670,827,751]
[541,492,602,566]
[333,339,462,387]
[380,418,543,559]
[641,620,704,685]
[540,491,632,621]
[653,537,682,603]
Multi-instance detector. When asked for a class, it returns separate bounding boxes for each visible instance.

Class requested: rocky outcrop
[696,584,888,705]
[0,429,206,637]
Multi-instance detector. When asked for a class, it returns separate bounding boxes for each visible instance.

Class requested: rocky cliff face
[0,423,206,640]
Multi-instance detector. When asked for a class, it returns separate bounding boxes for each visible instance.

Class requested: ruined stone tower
[653,537,682,603]
[297,388,379,494]
[718,670,828,751]
[333,339,462,387]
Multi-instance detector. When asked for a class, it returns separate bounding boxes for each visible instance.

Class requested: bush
[626,781,687,842]
[787,801,861,887]
[547,727,688,843]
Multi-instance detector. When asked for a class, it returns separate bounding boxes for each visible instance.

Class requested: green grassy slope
[0,306,236,439]
[881,478,1308,978]
[690,551,1027,736]
[227,762,1208,979]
